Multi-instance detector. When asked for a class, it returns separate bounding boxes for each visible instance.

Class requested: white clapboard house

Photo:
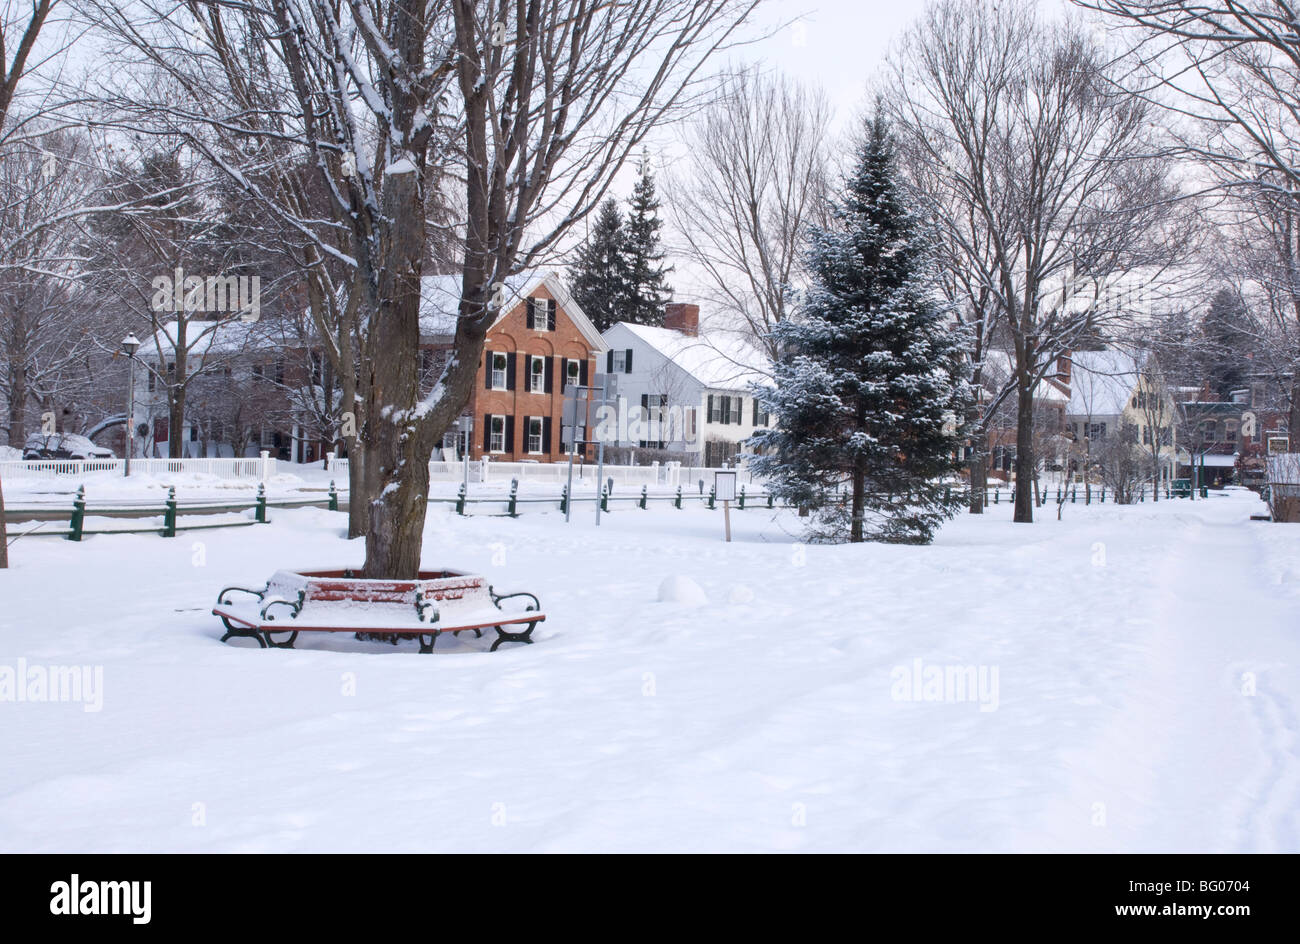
[596,303,773,466]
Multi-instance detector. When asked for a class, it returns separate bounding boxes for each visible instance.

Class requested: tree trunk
[0,470,8,568]
[968,429,987,515]
[1289,366,1300,450]
[168,386,185,458]
[1013,383,1035,523]
[361,162,431,579]
[9,368,26,446]
[168,317,188,459]
[348,446,368,540]
[850,458,866,542]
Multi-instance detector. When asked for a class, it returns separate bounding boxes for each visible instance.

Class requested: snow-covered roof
[612,323,771,390]
[981,351,1069,404]
[135,319,269,358]
[1067,350,1144,417]
[419,270,607,351]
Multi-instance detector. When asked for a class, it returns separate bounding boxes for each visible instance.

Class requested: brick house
[419,271,607,462]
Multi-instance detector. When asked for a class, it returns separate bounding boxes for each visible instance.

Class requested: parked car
[23,432,116,461]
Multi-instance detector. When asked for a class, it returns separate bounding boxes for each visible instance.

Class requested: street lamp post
[121,335,140,476]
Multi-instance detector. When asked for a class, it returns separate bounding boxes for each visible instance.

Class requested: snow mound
[727,584,755,605]
[658,574,707,606]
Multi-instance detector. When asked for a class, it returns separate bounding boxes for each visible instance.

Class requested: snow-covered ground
[2,488,1296,852]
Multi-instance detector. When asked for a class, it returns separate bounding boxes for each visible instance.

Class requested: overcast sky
[639,0,1075,320]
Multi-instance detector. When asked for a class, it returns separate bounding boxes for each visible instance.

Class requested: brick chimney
[664,302,699,337]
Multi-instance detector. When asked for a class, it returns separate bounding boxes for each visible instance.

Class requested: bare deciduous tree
[888,0,1179,524]
[668,67,831,357]
[85,0,763,577]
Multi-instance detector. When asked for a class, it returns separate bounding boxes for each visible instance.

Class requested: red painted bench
[212,569,544,652]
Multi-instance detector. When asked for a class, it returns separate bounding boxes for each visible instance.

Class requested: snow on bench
[212,568,544,652]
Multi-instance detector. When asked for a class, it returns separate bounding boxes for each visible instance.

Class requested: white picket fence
[0,456,276,481]
[327,457,755,488]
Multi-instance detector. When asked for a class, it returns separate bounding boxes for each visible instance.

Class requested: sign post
[715,470,737,542]
[562,378,614,525]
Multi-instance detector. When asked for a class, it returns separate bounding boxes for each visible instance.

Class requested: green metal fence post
[738,484,746,510]
[600,484,609,513]
[68,485,86,542]
[675,485,682,509]
[254,483,266,524]
[560,482,569,514]
[164,486,178,536]
[328,480,338,511]
[456,482,467,515]
[639,484,648,509]
[508,477,519,517]
[707,484,716,510]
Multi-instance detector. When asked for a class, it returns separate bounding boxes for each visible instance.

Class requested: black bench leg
[220,618,267,648]
[490,620,538,652]
[418,632,440,654]
[264,630,298,649]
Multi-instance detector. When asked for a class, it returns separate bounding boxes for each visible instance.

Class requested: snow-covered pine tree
[569,198,635,332]
[750,111,972,544]
[624,154,673,326]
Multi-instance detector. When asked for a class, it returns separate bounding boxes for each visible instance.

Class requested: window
[1143,425,1152,445]
[527,416,543,454]
[1087,423,1106,440]
[611,350,627,373]
[489,414,506,453]
[753,399,769,427]
[563,358,580,391]
[529,355,546,393]
[528,298,554,331]
[491,352,508,390]
[708,395,723,424]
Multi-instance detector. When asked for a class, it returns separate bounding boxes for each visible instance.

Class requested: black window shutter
[625,348,633,373]
[506,352,516,390]
[526,298,536,330]
[543,416,552,454]
[546,301,556,332]
[707,394,714,423]
[485,350,492,389]
[606,350,614,373]
[753,399,759,425]
[545,356,554,393]
[641,392,648,410]
[505,415,515,453]
[580,359,589,386]
[483,414,491,452]
[734,397,743,424]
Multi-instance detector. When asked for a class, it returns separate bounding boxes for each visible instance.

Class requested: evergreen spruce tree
[624,154,673,325]
[568,198,634,332]
[750,112,972,544]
